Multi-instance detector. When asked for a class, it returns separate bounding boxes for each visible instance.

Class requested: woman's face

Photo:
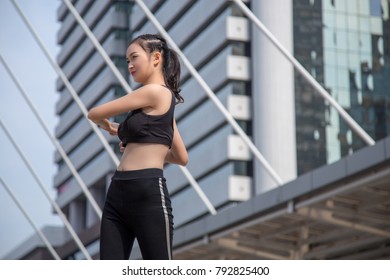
[126,42,153,84]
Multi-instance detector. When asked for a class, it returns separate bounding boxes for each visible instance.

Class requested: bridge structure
[1,0,389,260]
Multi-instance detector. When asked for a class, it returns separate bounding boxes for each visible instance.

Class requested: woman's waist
[117,159,165,172]
[122,142,169,152]
[118,143,167,171]
[113,168,164,180]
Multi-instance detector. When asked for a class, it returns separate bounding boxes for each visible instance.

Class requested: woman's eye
[126,55,137,64]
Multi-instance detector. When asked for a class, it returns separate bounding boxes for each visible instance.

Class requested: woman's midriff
[117,142,169,171]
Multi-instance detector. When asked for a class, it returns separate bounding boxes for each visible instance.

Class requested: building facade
[6,0,390,260]
[294,0,390,174]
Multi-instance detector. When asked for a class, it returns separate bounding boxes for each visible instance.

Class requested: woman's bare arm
[88,84,167,134]
[87,84,164,122]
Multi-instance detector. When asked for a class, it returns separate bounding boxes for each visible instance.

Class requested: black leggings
[100,168,173,260]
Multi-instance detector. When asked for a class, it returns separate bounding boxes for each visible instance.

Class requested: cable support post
[231,0,375,146]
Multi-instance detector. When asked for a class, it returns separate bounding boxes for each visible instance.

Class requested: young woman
[88,34,188,260]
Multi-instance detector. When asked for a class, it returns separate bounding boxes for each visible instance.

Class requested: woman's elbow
[87,108,98,122]
[178,153,189,166]
[179,156,189,166]
[171,151,188,166]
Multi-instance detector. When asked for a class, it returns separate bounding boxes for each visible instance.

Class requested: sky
[0,0,62,258]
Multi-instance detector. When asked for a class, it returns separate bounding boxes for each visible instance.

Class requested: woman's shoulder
[140,84,171,98]
[142,83,169,91]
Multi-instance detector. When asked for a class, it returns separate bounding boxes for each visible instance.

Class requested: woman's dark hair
[129,34,184,103]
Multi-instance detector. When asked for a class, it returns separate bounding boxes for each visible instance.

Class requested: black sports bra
[117,88,175,148]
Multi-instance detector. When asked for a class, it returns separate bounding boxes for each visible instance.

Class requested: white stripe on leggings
[158,177,172,260]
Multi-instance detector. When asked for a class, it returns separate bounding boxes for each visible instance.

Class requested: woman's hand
[119,141,126,153]
[98,119,119,136]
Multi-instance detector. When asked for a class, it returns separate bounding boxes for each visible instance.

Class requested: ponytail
[162,47,183,103]
[129,34,184,104]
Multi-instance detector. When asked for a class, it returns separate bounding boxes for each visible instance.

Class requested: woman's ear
[153,51,162,66]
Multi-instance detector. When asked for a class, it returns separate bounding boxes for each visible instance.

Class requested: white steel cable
[0,54,102,218]
[62,0,217,215]
[62,0,131,93]
[0,177,61,260]
[0,121,92,260]
[178,164,216,215]
[232,0,375,146]
[9,0,120,167]
[134,0,284,186]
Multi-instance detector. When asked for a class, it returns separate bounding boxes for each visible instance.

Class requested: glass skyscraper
[294,0,390,174]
